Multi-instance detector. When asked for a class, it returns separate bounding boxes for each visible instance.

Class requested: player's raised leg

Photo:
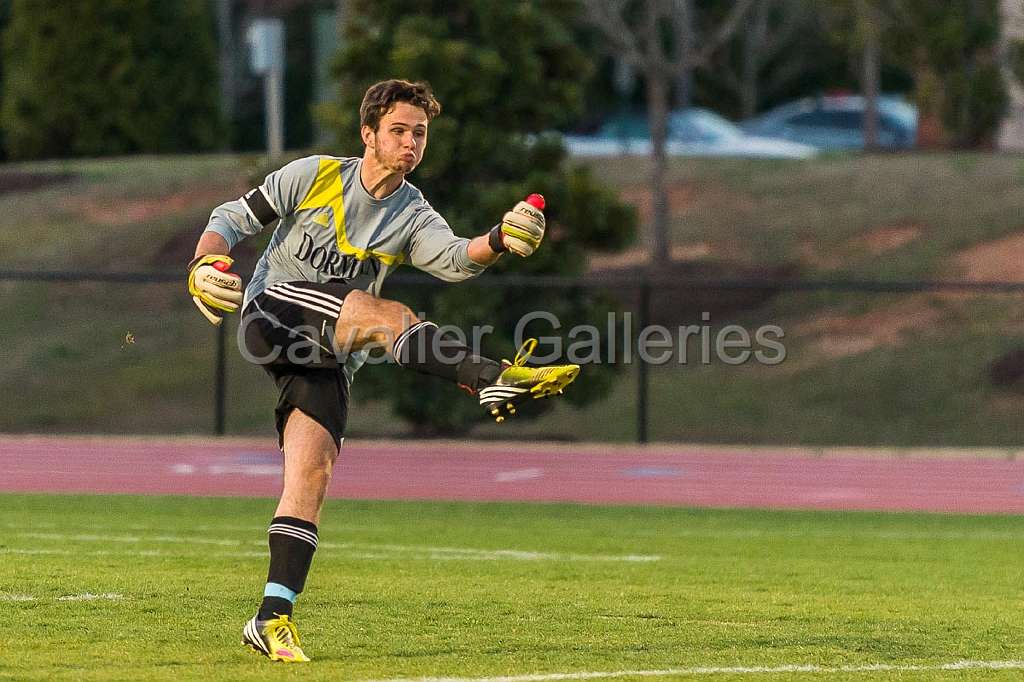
[334,290,580,421]
[242,408,336,663]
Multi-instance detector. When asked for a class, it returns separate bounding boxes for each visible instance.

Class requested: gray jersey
[204,154,486,380]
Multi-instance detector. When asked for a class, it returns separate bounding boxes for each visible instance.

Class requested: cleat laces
[269,615,301,648]
[503,338,537,369]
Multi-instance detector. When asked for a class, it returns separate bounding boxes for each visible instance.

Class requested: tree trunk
[914,59,947,148]
[861,9,880,151]
[997,0,1024,150]
[675,66,694,109]
[673,0,695,109]
[647,71,671,268]
[740,5,766,119]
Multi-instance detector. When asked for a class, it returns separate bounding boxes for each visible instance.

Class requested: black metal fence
[2,269,1022,445]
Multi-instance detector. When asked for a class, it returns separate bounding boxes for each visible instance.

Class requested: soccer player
[187,79,579,662]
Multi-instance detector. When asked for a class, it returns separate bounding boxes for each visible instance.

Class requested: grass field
[3,493,1023,680]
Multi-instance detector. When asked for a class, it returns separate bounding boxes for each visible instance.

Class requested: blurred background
[1,0,1022,448]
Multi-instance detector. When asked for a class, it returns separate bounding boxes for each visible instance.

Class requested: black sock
[392,321,502,392]
[258,516,318,621]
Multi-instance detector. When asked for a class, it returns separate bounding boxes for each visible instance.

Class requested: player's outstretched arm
[188,231,243,326]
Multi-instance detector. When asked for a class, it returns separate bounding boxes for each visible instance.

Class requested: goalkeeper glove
[490,195,546,257]
[187,254,242,326]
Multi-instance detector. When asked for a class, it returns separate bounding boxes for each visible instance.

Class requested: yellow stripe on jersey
[296,158,405,266]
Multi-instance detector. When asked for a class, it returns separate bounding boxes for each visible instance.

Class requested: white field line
[56,593,123,601]
[336,543,660,563]
[7,533,660,563]
[19,532,242,546]
[0,548,253,558]
[364,660,1024,682]
[0,592,122,602]
[633,527,1024,541]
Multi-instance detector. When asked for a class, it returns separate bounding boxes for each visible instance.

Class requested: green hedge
[0,0,221,159]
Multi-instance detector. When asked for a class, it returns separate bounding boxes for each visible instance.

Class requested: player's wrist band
[488,225,507,254]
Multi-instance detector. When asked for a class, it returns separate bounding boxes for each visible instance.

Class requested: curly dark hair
[359,79,442,131]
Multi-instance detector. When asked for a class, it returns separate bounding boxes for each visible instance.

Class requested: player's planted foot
[242,614,310,662]
[478,339,580,423]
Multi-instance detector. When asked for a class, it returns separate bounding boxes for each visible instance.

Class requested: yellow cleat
[242,614,310,662]
[478,339,580,422]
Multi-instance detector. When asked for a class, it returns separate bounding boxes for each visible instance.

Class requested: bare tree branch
[580,0,647,69]
[716,55,744,91]
[580,0,762,266]
[707,0,813,116]
[759,0,811,64]
[642,0,667,73]
[692,0,756,67]
[668,0,695,72]
[762,48,812,96]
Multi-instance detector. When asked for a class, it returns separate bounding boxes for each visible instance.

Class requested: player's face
[364,102,429,175]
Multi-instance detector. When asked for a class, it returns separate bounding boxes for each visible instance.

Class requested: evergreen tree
[322,0,636,435]
[1,0,221,159]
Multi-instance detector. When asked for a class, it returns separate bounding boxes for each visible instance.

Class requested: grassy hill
[1,152,1022,445]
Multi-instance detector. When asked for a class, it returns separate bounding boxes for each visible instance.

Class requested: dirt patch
[0,172,75,195]
[856,222,923,254]
[589,243,717,271]
[989,393,1024,416]
[798,221,925,270]
[797,236,842,270]
[951,232,1024,281]
[76,185,244,226]
[792,295,945,360]
[605,182,759,270]
[618,184,698,224]
[618,183,760,222]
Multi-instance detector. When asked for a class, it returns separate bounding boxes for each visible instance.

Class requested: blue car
[741,95,918,150]
[562,108,816,159]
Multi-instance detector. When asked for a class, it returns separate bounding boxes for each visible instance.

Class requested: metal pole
[215,321,227,435]
[265,67,285,160]
[637,276,650,444]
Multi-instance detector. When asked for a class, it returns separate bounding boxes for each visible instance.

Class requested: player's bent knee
[385,299,418,331]
[336,292,418,352]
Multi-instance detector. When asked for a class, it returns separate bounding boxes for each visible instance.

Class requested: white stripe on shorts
[267,283,342,315]
[276,282,345,310]
[263,288,339,319]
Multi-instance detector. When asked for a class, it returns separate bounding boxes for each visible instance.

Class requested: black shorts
[239,280,357,449]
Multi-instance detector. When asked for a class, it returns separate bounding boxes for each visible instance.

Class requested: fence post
[637,275,650,444]
[214,320,227,435]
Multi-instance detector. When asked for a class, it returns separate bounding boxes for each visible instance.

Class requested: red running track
[1,435,1023,514]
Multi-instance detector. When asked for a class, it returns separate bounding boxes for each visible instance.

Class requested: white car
[562,108,817,159]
